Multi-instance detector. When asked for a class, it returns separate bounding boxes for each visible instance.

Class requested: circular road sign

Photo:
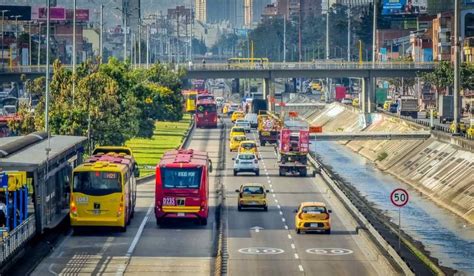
[238,247,285,255]
[306,248,353,256]
[390,188,409,207]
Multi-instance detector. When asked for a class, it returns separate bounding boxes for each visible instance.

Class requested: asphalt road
[224,127,398,275]
[31,117,398,275]
[32,125,223,276]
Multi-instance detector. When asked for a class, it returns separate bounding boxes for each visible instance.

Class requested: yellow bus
[70,151,139,232]
[183,90,198,113]
[228,58,269,68]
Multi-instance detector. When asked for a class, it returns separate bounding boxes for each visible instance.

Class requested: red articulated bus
[195,99,218,128]
[155,149,212,225]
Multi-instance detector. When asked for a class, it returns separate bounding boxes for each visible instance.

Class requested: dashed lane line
[291,244,296,249]
[294,253,299,259]
[299,265,304,272]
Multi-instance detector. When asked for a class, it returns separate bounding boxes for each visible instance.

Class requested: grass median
[126,114,192,176]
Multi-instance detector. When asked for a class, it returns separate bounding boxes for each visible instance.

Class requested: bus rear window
[161,168,202,189]
[73,171,122,195]
[198,95,214,101]
[197,104,217,113]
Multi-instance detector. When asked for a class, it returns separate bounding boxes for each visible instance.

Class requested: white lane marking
[271,189,275,193]
[277,204,281,209]
[267,180,271,184]
[266,172,269,176]
[288,234,292,239]
[272,194,276,198]
[282,218,286,222]
[294,253,299,259]
[284,225,289,230]
[279,211,283,215]
[291,243,295,249]
[275,199,278,203]
[269,184,273,188]
[48,264,58,276]
[126,203,154,257]
[299,265,304,272]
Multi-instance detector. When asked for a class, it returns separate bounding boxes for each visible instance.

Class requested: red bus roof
[158,149,208,167]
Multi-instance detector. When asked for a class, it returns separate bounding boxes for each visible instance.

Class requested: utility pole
[372,0,377,65]
[453,0,460,128]
[100,4,103,61]
[1,10,8,70]
[347,3,351,62]
[283,13,286,62]
[37,22,42,68]
[298,0,302,62]
[28,21,32,66]
[72,0,76,104]
[13,15,22,67]
[146,24,150,68]
[325,0,329,60]
[138,22,141,65]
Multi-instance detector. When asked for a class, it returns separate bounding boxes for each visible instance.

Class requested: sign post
[390,188,409,250]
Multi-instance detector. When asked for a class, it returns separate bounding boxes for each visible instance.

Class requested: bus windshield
[197,95,214,101]
[161,168,202,189]
[197,104,217,113]
[73,171,122,195]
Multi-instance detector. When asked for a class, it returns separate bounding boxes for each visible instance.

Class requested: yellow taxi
[230,135,247,152]
[467,125,474,139]
[352,98,359,107]
[231,111,245,123]
[294,202,331,234]
[235,183,269,211]
[230,126,246,140]
[425,109,438,118]
[238,140,259,158]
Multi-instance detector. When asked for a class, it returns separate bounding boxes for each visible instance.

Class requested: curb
[307,154,416,276]
[136,119,195,185]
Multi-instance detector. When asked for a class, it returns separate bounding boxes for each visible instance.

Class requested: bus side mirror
[235,189,240,193]
[293,209,298,213]
[266,189,270,193]
[134,166,140,177]
[328,210,332,213]
[209,159,213,173]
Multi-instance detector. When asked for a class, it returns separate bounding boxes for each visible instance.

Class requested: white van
[244,113,258,129]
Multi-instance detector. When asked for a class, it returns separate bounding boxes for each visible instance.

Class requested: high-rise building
[336,0,371,6]
[195,0,207,22]
[244,0,253,27]
[253,0,272,23]
[301,0,322,18]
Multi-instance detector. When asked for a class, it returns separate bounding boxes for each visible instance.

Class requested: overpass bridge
[0,62,435,114]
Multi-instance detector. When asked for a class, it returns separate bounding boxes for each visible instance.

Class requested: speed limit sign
[390,188,409,207]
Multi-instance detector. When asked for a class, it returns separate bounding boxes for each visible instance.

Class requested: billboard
[382,0,427,16]
[66,9,90,21]
[32,7,66,21]
[0,5,32,21]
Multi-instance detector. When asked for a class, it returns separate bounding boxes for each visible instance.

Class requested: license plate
[177,213,185,217]
[310,223,320,227]
[93,210,100,215]
[262,131,270,136]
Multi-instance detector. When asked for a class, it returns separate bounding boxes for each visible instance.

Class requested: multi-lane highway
[29,115,401,275]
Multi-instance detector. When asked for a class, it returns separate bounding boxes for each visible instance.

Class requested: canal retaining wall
[305,103,474,224]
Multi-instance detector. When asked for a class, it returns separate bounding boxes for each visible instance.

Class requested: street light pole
[146,24,150,68]
[72,0,76,104]
[326,0,330,60]
[138,22,141,65]
[347,3,351,62]
[283,13,286,63]
[372,0,377,65]
[453,0,460,128]
[28,21,32,66]
[45,0,51,134]
[1,10,8,70]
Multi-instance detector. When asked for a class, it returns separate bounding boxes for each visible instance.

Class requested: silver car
[233,153,260,176]
[235,119,251,133]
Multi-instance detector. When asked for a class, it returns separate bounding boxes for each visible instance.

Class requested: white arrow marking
[250,226,264,233]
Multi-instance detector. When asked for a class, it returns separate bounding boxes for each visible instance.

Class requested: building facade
[195,0,207,22]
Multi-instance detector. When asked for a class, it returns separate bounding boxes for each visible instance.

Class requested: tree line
[10,58,185,147]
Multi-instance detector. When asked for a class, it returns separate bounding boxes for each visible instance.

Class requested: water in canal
[311,142,474,274]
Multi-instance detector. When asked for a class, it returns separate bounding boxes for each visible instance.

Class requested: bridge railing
[186,61,437,71]
[0,216,36,265]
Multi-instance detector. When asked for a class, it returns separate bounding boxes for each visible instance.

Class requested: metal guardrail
[310,131,431,141]
[0,216,36,264]
[186,62,437,71]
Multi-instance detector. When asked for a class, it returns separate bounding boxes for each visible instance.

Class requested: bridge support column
[232,78,240,94]
[263,78,274,112]
[362,77,370,113]
[368,77,376,112]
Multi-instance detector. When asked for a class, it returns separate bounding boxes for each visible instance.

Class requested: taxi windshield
[232,127,245,133]
[242,186,264,195]
[241,143,255,149]
[233,136,247,142]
